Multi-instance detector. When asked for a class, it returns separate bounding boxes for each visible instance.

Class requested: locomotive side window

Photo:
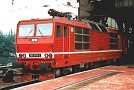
[110,33,118,49]
[75,27,82,34]
[83,28,89,34]
[88,23,101,32]
[63,26,67,37]
[19,24,34,37]
[98,25,108,32]
[56,25,61,37]
[75,43,82,49]
[75,27,90,50]
[36,23,53,36]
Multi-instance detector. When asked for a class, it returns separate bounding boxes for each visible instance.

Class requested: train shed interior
[78,0,134,63]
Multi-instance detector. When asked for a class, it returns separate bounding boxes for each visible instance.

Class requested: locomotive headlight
[44,53,53,58]
[44,53,49,58]
[22,54,26,58]
[19,54,22,58]
[19,54,26,58]
[31,38,38,42]
[49,53,53,58]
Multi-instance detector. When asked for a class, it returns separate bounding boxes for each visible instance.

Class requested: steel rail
[0,79,40,90]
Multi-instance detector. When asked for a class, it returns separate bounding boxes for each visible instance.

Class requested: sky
[0,0,78,34]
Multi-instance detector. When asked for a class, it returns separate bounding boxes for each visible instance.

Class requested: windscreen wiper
[38,28,44,38]
[25,29,33,39]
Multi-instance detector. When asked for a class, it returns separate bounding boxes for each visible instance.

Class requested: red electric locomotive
[15,10,127,81]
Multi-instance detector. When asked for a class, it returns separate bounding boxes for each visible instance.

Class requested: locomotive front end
[15,19,55,81]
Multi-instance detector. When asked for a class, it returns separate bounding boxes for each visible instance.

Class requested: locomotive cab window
[74,26,90,50]
[36,23,53,36]
[19,24,34,37]
[56,25,61,37]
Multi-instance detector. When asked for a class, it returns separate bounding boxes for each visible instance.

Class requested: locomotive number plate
[29,54,41,57]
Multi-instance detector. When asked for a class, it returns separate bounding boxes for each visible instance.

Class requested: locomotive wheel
[69,67,73,74]
[90,62,94,69]
[100,61,106,67]
[72,65,79,73]
[88,63,91,70]
[84,63,89,70]
[55,68,61,77]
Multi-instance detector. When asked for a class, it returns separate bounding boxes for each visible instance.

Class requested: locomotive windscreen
[36,23,53,36]
[19,24,34,36]
[18,23,53,37]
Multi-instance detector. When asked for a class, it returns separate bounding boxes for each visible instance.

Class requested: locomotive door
[61,25,69,59]
[56,24,69,59]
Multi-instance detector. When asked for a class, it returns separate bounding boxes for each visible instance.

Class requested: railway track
[0,66,118,90]
[0,65,12,78]
[0,65,26,90]
[55,71,121,90]
[0,79,40,90]
[0,64,120,89]
[0,65,22,83]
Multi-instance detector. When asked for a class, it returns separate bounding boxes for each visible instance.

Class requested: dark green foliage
[0,30,16,65]
[0,30,15,57]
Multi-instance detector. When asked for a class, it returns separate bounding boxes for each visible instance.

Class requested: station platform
[15,65,134,90]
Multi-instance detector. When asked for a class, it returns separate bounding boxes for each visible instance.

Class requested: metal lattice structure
[78,0,134,63]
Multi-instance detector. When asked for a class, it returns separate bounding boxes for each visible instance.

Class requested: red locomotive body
[15,17,127,81]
